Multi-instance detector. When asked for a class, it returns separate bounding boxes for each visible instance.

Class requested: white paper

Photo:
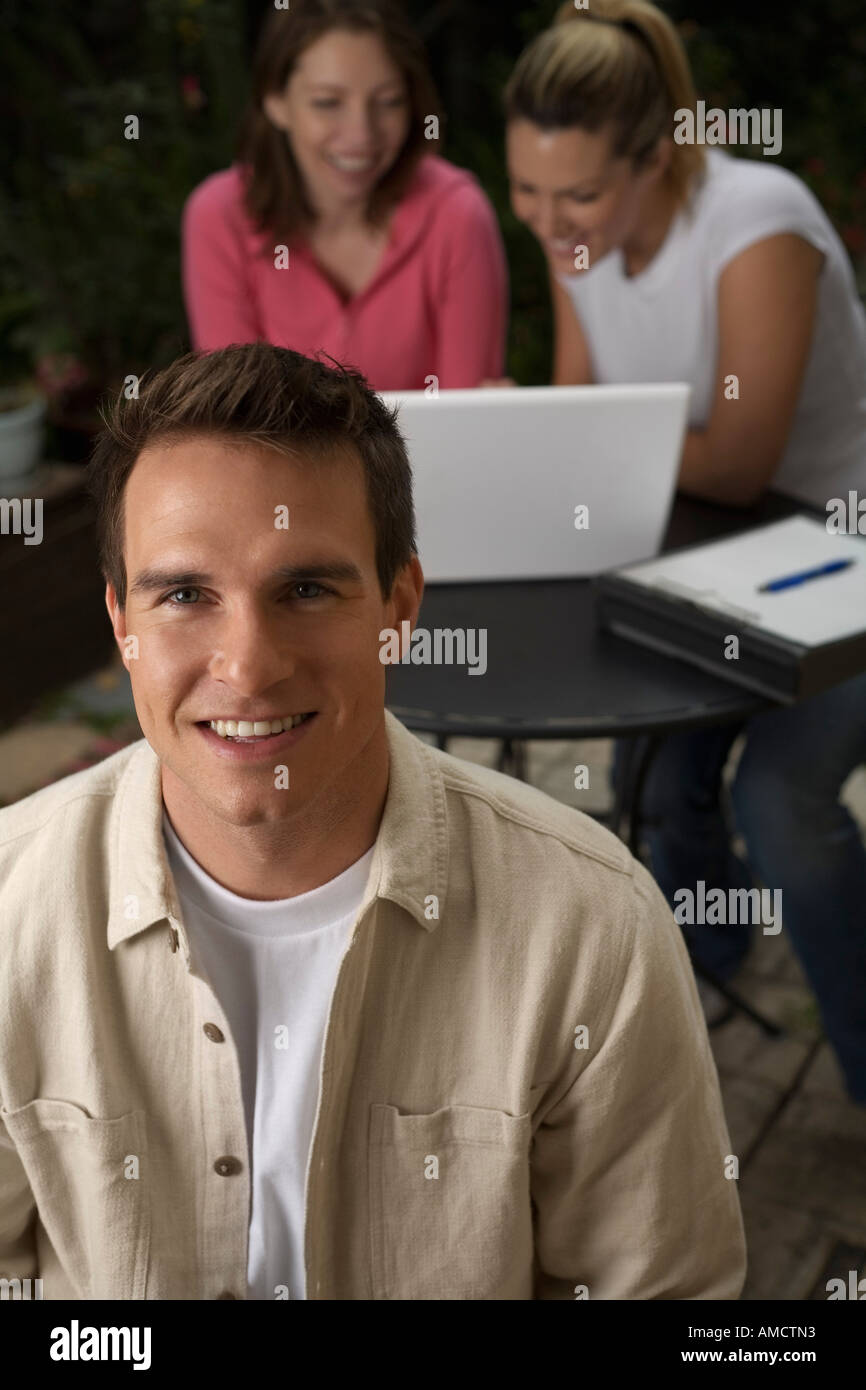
[621,516,866,647]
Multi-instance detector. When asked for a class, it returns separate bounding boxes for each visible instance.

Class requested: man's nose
[207,606,297,695]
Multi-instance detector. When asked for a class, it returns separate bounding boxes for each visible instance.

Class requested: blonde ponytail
[504,0,704,205]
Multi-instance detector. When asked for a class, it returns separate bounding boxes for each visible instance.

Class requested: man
[0,343,745,1299]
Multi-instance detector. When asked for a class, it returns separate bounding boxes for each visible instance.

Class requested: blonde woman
[503,0,866,1103]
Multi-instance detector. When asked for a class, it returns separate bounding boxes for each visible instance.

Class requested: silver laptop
[377,383,690,582]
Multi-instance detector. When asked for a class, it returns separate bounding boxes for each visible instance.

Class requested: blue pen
[758,558,855,593]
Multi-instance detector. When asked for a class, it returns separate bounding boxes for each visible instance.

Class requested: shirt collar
[107,709,449,951]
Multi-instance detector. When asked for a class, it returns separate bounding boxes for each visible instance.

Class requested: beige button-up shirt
[0,710,745,1300]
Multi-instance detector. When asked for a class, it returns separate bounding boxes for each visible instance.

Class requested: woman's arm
[550,267,594,386]
[431,185,509,388]
[677,233,824,507]
[181,176,264,350]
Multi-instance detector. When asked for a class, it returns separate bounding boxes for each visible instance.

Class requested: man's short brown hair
[86,343,417,608]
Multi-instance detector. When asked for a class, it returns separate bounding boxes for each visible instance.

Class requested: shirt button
[203,1023,225,1043]
[214,1156,243,1176]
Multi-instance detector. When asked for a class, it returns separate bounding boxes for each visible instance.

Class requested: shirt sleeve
[181,174,264,351]
[0,1113,38,1283]
[705,164,834,278]
[428,181,509,388]
[530,860,747,1300]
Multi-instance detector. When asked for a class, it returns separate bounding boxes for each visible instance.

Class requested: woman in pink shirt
[182,0,508,391]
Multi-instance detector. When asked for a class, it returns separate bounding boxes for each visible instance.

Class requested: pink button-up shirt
[181,155,508,390]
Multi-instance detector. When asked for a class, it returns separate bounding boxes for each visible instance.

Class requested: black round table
[385,489,806,839]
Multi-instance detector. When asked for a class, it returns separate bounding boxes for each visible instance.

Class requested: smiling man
[0,343,746,1300]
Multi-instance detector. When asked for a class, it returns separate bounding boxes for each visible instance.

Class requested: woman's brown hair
[237,0,442,244]
[504,0,705,207]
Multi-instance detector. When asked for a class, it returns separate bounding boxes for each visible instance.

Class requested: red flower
[181,75,206,111]
[35,353,90,398]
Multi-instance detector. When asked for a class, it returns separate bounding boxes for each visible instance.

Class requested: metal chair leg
[620,734,784,1040]
[694,963,784,1037]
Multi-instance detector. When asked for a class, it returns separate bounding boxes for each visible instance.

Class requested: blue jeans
[617,672,866,1104]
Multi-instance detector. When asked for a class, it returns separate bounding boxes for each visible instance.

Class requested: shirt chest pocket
[368,1103,533,1300]
[1,1097,150,1300]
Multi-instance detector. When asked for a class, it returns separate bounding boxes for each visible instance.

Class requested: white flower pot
[0,389,47,481]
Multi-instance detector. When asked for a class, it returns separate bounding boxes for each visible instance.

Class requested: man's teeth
[209,715,310,739]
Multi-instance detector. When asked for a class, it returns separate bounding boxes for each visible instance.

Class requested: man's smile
[195,712,318,761]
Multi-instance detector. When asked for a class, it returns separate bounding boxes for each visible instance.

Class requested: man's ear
[105,582,132,669]
[385,554,424,632]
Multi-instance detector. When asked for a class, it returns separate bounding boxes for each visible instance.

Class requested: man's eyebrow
[128,561,364,597]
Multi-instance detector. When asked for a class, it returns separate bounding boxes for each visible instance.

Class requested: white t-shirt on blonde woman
[556,148,866,509]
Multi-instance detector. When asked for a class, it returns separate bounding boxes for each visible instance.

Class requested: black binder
[594,519,866,703]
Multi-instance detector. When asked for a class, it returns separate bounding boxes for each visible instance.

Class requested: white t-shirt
[162,812,374,1301]
[556,148,866,508]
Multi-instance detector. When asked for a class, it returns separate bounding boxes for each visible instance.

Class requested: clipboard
[594,516,866,702]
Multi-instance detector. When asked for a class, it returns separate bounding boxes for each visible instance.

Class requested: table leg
[497,738,528,781]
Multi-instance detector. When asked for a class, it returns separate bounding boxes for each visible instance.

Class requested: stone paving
[1,650,864,1300]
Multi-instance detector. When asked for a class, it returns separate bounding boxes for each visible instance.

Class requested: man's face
[106,433,420,830]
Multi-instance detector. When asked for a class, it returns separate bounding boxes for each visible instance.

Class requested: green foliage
[2,0,864,398]
[664,2,866,295]
[2,0,248,387]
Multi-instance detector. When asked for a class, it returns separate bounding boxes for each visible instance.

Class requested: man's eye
[162,587,200,606]
[291,581,328,599]
[158,583,330,607]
